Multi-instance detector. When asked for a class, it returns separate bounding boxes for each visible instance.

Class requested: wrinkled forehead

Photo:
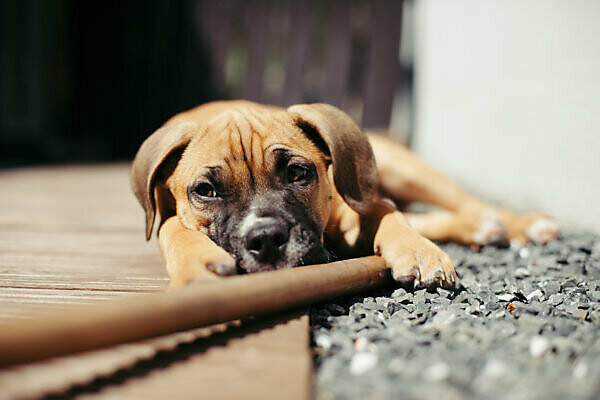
[183,108,322,166]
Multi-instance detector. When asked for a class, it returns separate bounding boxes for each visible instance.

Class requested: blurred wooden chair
[198,0,404,129]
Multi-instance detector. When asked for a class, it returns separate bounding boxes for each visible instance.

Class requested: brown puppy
[132,101,558,288]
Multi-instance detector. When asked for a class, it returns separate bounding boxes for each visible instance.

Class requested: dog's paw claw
[525,218,560,245]
[422,268,459,290]
[392,266,420,287]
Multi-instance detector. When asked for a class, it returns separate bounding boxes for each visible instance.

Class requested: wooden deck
[0,164,311,399]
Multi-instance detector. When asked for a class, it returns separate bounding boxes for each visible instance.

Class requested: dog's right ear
[131,122,197,240]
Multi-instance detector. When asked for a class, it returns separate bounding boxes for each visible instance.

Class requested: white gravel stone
[423,362,450,381]
[430,310,456,327]
[529,336,550,358]
[514,267,531,278]
[350,352,378,375]
[498,293,516,302]
[482,359,508,379]
[315,334,332,350]
[519,248,531,258]
[526,289,545,302]
[573,361,588,380]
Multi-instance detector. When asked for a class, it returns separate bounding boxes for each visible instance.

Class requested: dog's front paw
[168,248,236,288]
[374,229,458,290]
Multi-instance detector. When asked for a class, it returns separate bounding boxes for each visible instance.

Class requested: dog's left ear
[288,103,379,214]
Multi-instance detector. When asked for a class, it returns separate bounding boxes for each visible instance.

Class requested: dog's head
[132,103,378,274]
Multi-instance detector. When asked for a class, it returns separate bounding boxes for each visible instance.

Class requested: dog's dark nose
[245,221,290,264]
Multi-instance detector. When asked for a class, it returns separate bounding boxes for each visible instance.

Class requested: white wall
[411,0,600,232]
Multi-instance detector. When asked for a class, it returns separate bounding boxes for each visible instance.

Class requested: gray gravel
[311,231,600,400]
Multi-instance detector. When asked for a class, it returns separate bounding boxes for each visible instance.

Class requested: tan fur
[132,101,557,288]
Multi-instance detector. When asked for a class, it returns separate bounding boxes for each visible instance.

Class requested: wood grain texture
[0,314,311,400]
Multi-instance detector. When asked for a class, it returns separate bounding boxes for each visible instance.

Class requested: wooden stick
[0,256,390,368]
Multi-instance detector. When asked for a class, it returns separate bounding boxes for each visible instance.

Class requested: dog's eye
[287,164,310,183]
[193,182,217,198]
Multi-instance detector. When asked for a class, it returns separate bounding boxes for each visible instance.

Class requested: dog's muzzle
[228,207,328,274]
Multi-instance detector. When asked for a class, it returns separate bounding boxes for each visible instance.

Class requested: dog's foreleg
[158,216,236,288]
[326,198,458,289]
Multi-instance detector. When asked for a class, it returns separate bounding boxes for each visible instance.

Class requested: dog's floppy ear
[287,103,379,214]
[131,122,197,240]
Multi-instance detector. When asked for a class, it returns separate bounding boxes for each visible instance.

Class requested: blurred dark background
[0,0,411,166]
[2,0,598,230]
